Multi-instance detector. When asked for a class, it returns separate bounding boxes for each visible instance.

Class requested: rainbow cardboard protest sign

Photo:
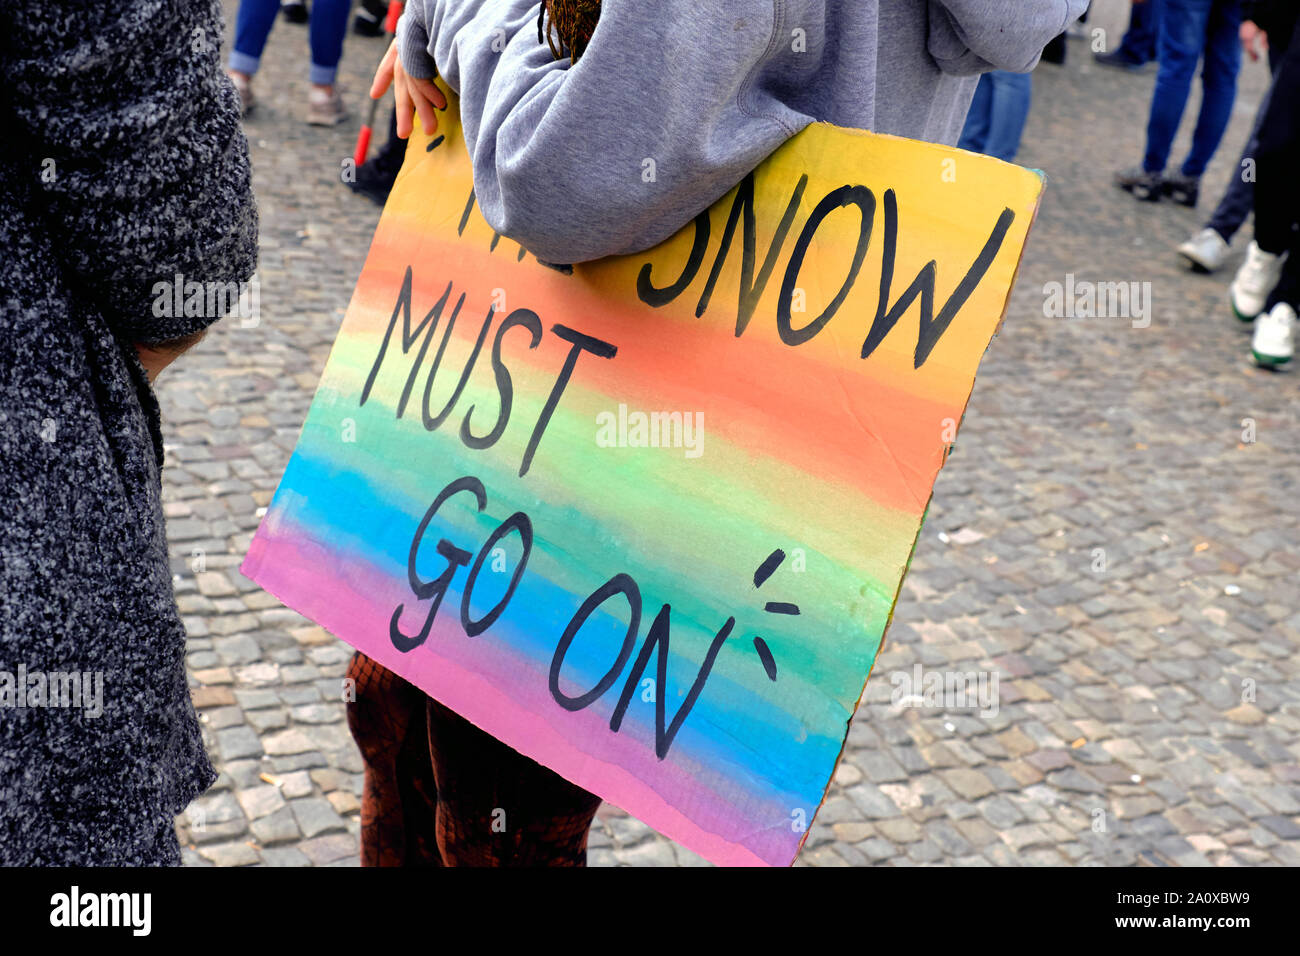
[243,87,1043,866]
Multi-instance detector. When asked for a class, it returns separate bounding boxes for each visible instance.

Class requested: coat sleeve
[927,0,1090,74]
[0,0,259,344]
[397,0,793,264]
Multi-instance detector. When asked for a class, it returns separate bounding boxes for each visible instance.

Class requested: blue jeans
[230,0,354,86]
[1117,0,1164,65]
[958,71,1033,163]
[1143,0,1243,177]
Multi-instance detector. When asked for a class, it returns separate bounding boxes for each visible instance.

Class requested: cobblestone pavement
[172,2,1299,866]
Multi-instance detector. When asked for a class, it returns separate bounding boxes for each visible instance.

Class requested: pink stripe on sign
[242,523,791,866]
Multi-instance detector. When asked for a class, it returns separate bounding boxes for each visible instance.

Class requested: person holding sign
[344,0,1085,866]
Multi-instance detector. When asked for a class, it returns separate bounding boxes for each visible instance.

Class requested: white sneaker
[1177,228,1230,273]
[1251,301,1295,366]
[1229,241,1286,321]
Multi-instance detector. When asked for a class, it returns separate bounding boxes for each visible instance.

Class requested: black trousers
[1254,19,1300,308]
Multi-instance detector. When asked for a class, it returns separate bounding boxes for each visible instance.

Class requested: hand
[135,329,208,383]
[1241,21,1268,62]
[372,40,447,139]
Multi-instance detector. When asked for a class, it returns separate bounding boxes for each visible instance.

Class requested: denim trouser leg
[958,74,994,153]
[981,71,1033,163]
[1119,0,1165,64]
[229,0,281,76]
[1180,0,1243,176]
[958,72,1031,163]
[1143,0,1214,173]
[230,0,353,84]
[309,0,355,86]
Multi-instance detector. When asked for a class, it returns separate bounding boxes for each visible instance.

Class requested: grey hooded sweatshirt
[398,0,1086,264]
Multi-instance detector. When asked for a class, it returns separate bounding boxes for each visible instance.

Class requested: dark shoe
[1163,173,1200,208]
[281,1,308,24]
[354,0,387,36]
[353,13,384,36]
[1094,49,1147,71]
[1115,166,1163,202]
[347,158,400,206]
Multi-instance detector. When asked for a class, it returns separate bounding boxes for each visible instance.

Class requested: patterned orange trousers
[345,652,603,866]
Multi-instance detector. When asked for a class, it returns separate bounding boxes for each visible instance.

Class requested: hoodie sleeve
[397,0,791,264]
[0,0,258,344]
[927,0,1089,74]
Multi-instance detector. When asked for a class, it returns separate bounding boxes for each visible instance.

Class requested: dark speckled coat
[0,0,258,864]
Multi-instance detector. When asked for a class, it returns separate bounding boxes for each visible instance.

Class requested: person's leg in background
[1242,36,1300,364]
[979,71,1033,163]
[350,109,405,205]
[1042,0,1091,65]
[1097,0,1165,69]
[372,107,404,177]
[306,0,354,125]
[228,0,282,113]
[1042,30,1069,65]
[1179,68,1279,271]
[1179,8,1294,270]
[1143,0,1212,173]
[957,73,995,154]
[1165,0,1243,205]
[353,0,388,36]
[1115,0,1212,200]
[426,697,603,866]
